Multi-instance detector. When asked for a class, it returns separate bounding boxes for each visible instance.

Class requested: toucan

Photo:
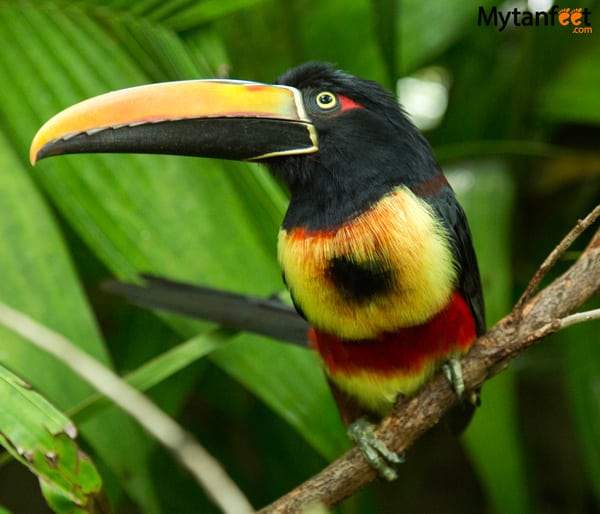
[30,62,485,479]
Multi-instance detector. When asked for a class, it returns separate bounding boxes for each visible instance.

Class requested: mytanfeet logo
[478,5,592,34]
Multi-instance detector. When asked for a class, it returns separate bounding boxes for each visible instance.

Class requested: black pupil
[319,93,333,105]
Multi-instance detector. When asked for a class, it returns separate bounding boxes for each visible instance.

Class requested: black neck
[268,113,441,232]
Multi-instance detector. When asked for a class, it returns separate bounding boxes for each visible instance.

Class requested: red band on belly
[309,291,477,376]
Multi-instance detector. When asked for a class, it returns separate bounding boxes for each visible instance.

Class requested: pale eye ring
[315,91,338,110]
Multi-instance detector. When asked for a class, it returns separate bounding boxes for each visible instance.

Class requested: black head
[31,61,441,233]
[267,62,441,231]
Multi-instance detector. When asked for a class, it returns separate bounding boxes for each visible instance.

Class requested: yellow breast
[278,187,457,339]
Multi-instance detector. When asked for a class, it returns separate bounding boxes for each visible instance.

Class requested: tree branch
[259,207,600,514]
[514,203,600,310]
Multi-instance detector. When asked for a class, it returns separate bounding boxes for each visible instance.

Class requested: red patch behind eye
[339,95,363,111]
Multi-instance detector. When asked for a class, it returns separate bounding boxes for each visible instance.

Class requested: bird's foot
[347,417,405,481]
[443,356,480,407]
[443,356,465,399]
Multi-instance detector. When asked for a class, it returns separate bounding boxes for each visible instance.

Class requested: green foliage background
[0,0,599,512]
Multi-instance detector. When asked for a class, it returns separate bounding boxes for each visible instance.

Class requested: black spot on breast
[326,256,393,302]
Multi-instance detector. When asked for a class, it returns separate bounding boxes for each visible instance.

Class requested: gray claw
[443,356,465,399]
[347,418,405,481]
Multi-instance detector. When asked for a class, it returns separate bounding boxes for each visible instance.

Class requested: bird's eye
[315,91,338,110]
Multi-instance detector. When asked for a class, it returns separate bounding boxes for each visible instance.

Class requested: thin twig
[515,203,600,311]
[559,308,600,330]
[521,308,600,343]
[0,303,253,514]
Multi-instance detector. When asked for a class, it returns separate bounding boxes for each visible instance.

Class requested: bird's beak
[30,80,318,165]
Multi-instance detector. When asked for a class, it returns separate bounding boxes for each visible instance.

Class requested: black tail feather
[102,274,309,346]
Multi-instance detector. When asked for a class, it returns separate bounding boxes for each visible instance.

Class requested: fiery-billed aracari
[30,62,485,478]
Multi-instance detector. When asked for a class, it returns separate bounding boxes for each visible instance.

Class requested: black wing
[430,185,486,336]
[103,274,310,346]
